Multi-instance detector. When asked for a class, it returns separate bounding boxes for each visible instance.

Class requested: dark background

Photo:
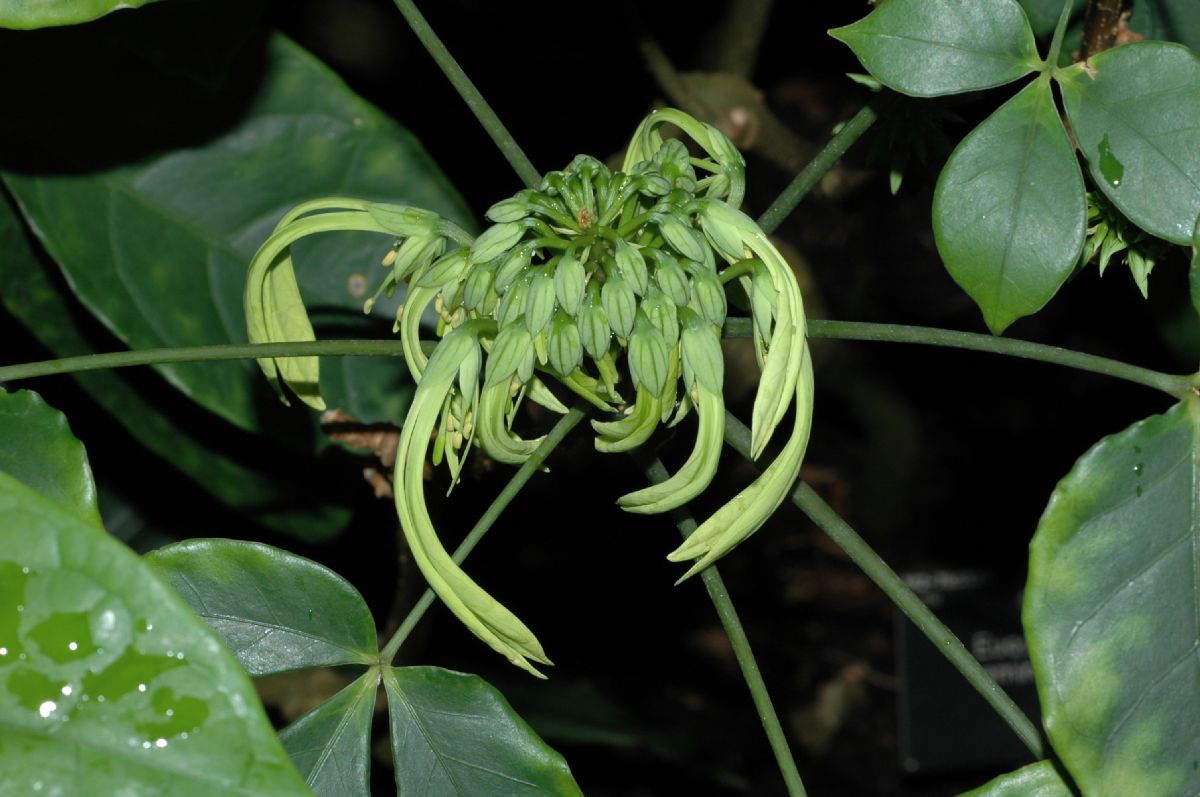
[3,0,1196,794]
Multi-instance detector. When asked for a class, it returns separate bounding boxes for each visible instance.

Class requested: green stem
[639,454,808,797]
[379,406,587,663]
[1045,0,1076,69]
[391,0,541,191]
[0,340,406,383]
[5,320,1190,400]
[756,101,879,235]
[723,318,1195,398]
[720,413,1046,759]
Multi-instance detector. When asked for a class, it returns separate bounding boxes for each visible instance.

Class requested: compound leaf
[384,666,583,797]
[0,389,99,527]
[934,77,1085,333]
[279,672,377,797]
[1025,398,1200,796]
[147,539,377,676]
[830,0,1040,97]
[1059,42,1200,245]
[959,761,1075,796]
[0,473,313,796]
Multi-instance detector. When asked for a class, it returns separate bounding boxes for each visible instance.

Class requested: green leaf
[829,0,1040,97]
[1059,42,1200,245]
[959,761,1075,796]
[1131,0,1200,52]
[0,389,99,526]
[0,193,352,540]
[933,77,1085,333]
[279,672,377,797]
[2,33,471,432]
[1025,398,1200,797]
[1191,220,1200,318]
[146,540,377,676]
[0,473,313,796]
[383,666,583,797]
[0,0,161,29]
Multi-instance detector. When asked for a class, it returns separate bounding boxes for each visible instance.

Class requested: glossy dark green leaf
[384,666,583,797]
[2,33,470,432]
[0,0,161,29]
[933,77,1086,333]
[0,473,313,796]
[279,672,377,797]
[0,389,99,526]
[1131,0,1200,51]
[1059,42,1200,245]
[830,0,1040,97]
[0,193,351,540]
[1025,399,1200,796]
[147,539,377,676]
[959,761,1075,796]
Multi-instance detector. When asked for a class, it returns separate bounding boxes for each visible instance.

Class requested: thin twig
[390,0,541,190]
[639,453,808,797]
[720,413,1046,759]
[756,101,880,234]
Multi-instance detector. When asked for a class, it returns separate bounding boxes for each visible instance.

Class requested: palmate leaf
[0,389,99,527]
[830,0,1040,97]
[2,30,470,431]
[1025,398,1200,796]
[958,761,1075,796]
[0,472,314,797]
[933,77,1086,333]
[1059,42,1200,246]
[146,540,377,676]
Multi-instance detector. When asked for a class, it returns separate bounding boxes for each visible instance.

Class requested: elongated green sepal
[628,312,670,397]
[592,386,661,453]
[394,323,549,676]
[651,251,691,306]
[679,307,724,395]
[698,199,748,263]
[415,247,470,289]
[617,384,724,514]
[548,312,583,376]
[475,380,544,464]
[615,239,650,295]
[601,276,637,339]
[554,254,586,316]
[471,221,524,264]
[524,269,557,335]
[657,213,707,262]
[689,268,728,328]
[669,345,814,581]
[485,324,534,388]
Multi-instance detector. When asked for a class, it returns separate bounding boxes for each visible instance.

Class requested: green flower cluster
[244,109,814,676]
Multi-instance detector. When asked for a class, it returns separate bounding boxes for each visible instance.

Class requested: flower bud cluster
[244,110,813,675]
